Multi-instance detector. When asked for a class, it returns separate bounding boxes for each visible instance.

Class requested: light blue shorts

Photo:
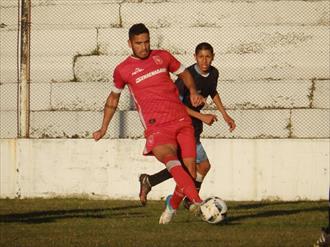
[196,142,208,164]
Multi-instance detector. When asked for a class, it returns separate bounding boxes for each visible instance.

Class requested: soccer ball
[200,196,228,224]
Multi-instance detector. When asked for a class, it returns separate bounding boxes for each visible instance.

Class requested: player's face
[128,33,151,59]
[194,49,214,75]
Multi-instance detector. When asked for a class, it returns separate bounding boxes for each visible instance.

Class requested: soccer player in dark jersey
[93,23,206,224]
[139,42,236,209]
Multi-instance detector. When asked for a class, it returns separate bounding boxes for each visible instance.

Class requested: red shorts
[143,117,196,159]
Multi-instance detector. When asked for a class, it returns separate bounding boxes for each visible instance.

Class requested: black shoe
[183,197,193,210]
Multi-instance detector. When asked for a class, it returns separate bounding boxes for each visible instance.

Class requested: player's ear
[128,39,132,48]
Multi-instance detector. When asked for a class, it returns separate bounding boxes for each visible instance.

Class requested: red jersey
[113,50,190,129]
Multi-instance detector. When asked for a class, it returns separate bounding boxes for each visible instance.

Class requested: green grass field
[0,198,327,247]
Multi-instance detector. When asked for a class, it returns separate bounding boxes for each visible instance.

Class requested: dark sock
[148,168,172,187]
[179,158,203,193]
[194,181,202,192]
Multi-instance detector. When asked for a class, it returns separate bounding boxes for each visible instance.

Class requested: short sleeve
[166,51,185,75]
[112,66,125,93]
[210,68,219,99]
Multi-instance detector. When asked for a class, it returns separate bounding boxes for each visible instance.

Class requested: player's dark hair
[129,23,149,40]
[195,42,214,54]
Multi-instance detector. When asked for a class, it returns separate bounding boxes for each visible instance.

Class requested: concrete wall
[0,0,329,138]
[0,138,329,201]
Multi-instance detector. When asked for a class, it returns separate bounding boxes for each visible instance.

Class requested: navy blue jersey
[175,64,218,143]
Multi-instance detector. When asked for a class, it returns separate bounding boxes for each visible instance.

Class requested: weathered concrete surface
[0,111,16,138]
[291,109,330,138]
[1,1,329,139]
[0,138,328,201]
[313,80,330,109]
[120,1,329,28]
[29,110,145,139]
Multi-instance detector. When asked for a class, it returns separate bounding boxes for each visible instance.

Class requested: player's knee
[205,163,211,172]
[162,155,178,164]
[183,157,196,167]
[198,160,211,175]
[162,155,181,171]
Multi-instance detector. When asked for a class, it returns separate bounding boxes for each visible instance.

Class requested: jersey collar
[194,64,210,77]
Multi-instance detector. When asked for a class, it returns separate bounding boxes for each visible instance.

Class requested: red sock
[170,185,185,209]
[168,165,202,209]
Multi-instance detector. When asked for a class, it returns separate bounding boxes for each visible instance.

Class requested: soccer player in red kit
[93,23,205,224]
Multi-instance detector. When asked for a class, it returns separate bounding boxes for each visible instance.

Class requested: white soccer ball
[200,196,228,224]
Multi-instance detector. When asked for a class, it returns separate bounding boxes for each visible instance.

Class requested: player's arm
[93,91,121,141]
[177,69,205,107]
[212,92,236,132]
[185,106,218,126]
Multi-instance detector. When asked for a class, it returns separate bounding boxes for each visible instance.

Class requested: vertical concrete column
[18,0,31,137]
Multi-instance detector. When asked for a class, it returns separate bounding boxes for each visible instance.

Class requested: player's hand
[190,93,205,107]
[93,129,106,141]
[223,115,236,132]
[201,114,218,126]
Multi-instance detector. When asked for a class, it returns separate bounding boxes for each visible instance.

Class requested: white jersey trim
[173,64,185,75]
[112,86,123,94]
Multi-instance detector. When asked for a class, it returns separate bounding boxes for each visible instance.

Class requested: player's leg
[176,124,198,179]
[152,144,202,205]
[167,123,204,212]
[183,142,211,209]
[146,139,210,211]
[194,142,210,192]
[144,124,202,223]
[148,169,172,186]
[151,144,202,224]
[139,147,186,206]
[139,147,185,206]
[139,169,172,206]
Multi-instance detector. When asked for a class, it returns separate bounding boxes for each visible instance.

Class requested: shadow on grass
[0,205,144,224]
[229,200,327,210]
[226,204,328,225]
